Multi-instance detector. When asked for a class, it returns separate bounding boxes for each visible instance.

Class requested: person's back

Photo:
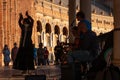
[54,41,63,64]
[33,48,37,59]
[3,48,10,62]
[68,21,99,62]
[37,43,45,65]
[11,43,18,62]
[80,19,91,31]
[3,45,11,66]
[44,50,49,59]
[80,31,98,57]
[37,48,44,59]
[55,45,63,54]
[89,31,99,57]
[76,11,99,57]
[44,47,49,65]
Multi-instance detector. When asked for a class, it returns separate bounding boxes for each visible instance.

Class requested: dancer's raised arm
[18,13,23,28]
[26,11,34,26]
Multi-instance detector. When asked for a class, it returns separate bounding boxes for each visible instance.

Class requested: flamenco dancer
[13,11,35,74]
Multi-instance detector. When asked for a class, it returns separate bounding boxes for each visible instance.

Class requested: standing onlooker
[33,44,37,66]
[54,40,63,65]
[2,45,11,66]
[11,43,18,67]
[37,43,45,66]
[44,47,49,65]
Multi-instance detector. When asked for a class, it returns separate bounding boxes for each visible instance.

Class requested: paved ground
[0,65,61,80]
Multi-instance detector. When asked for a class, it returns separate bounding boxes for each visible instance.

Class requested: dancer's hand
[19,13,23,19]
[26,11,29,16]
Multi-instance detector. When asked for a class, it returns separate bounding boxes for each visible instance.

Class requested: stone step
[0,78,60,80]
[0,65,61,80]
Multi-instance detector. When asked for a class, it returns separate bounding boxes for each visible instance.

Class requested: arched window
[37,20,42,32]
[54,25,60,45]
[45,23,51,47]
[63,27,68,36]
[62,27,68,43]
[45,23,51,34]
[54,25,60,35]
[37,20,42,44]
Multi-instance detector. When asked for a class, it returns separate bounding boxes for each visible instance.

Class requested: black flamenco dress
[13,16,35,70]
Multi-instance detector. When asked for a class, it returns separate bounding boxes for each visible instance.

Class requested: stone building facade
[0,0,113,66]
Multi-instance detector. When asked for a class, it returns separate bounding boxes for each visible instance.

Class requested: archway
[45,23,51,34]
[54,25,60,35]
[45,23,51,47]
[62,27,68,43]
[63,27,68,36]
[37,20,42,44]
[37,20,42,33]
[54,25,60,46]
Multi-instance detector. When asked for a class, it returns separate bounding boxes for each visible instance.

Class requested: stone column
[80,0,91,22]
[3,0,7,44]
[0,0,3,66]
[113,0,120,67]
[68,0,76,43]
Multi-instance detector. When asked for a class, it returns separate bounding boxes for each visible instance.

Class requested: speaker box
[25,75,46,80]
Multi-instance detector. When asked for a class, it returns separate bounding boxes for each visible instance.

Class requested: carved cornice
[34,0,68,21]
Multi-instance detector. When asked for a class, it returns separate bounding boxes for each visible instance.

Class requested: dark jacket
[80,31,99,57]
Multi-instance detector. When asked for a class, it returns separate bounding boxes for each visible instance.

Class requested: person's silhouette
[13,11,35,72]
